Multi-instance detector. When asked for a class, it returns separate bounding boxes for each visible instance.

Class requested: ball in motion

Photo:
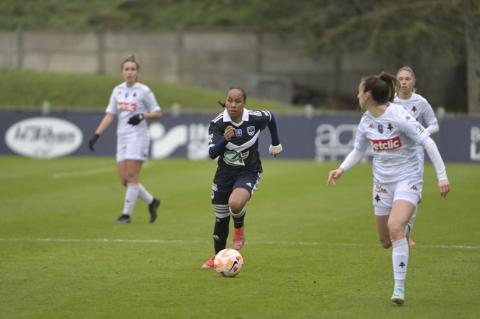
[214,248,244,277]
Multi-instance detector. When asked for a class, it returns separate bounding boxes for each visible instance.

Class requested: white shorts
[116,135,150,162]
[372,178,423,216]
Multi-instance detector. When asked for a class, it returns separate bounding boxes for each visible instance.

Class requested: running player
[327,72,450,305]
[88,56,162,224]
[201,86,283,269]
[394,66,439,245]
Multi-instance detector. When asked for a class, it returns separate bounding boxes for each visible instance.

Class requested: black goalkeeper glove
[128,113,145,125]
[88,134,100,152]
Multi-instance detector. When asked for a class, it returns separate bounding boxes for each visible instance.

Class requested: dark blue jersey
[208,109,272,173]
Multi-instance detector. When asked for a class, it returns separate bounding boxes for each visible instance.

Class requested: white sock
[392,238,409,289]
[138,184,154,204]
[122,184,140,216]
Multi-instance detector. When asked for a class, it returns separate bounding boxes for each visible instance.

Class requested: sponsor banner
[5,117,83,158]
[0,110,479,162]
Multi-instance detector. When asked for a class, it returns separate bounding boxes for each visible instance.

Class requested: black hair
[218,86,247,108]
[362,72,398,103]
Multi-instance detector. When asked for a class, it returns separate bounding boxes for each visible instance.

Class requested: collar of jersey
[223,108,249,127]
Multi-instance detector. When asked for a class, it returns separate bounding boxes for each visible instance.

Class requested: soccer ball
[214,248,244,277]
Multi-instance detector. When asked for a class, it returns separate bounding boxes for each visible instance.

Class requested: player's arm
[266,112,283,157]
[208,123,232,159]
[327,148,366,185]
[128,89,163,125]
[423,100,439,135]
[421,137,450,197]
[89,113,115,151]
[328,124,368,185]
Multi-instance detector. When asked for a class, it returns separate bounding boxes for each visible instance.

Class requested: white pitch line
[51,166,114,179]
[0,237,479,251]
[51,162,152,179]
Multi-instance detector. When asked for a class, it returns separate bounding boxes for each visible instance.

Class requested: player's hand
[327,168,343,186]
[269,144,283,157]
[88,134,100,152]
[128,113,145,125]
[438,179,450,198]
[224,126,235,141]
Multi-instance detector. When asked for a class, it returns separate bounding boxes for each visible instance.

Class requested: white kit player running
[89,56,162,224]
[327,72,451,306]
[394,66,440,245]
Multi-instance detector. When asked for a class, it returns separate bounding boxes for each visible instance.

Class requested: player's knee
[387,221,403,241]
[228,201,244,215]
[120,178,128,187]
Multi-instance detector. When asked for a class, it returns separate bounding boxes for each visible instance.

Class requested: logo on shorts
[212,183,218,191]
[247,126,255,136]
[372,136,401,152]
[410,185,418,191]
[375,185,387,193]
[374,194,381,202]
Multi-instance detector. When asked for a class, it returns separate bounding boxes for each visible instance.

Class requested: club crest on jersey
[235,128,243,137]
[377,124,383,134]
[247,126,255,136]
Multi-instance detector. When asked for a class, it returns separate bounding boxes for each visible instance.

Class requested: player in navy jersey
[201,87,283,269]
[328,72,450,305]
[88,56,162,224]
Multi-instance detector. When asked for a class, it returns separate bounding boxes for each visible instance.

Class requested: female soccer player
[201,86,283,269]
[327,72,450,305]
[88,56,162,224]
[394,66,439,245]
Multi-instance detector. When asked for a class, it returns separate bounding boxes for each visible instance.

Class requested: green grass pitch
[0,156,479,318]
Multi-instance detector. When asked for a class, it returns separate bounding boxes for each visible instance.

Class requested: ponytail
[362,72,398,104]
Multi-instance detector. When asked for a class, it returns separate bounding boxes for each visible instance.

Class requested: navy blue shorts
[211,171,261,204]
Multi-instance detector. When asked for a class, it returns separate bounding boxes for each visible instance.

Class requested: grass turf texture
[0,156,479,318]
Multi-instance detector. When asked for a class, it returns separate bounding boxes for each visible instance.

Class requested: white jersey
[393,93,437,130]
[106,82,161,138]
[353,103,430,183]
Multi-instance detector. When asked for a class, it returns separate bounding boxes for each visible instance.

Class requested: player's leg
[388,200,415,305]
[116,159,143,224]
[375,215,391,249]
[229,188,249,250]
[388,179,421,305]
[202,176,233,269]
[373,182,393,248]
[229,174,260,250]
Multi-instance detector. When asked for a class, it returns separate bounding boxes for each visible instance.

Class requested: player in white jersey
[327,72,451,306]
[394,66,439,245]
[88,56,162,224]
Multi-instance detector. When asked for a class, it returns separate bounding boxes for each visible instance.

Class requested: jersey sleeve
[105,88,118,114]
[353,118,370,153]
[250,110,271,130]
[143,87,161,112]
[420,99,438,128]
[397,110,430,144]
[208,120,224,148]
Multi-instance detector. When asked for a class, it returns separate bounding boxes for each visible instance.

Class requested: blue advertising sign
[1,111,479,163]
